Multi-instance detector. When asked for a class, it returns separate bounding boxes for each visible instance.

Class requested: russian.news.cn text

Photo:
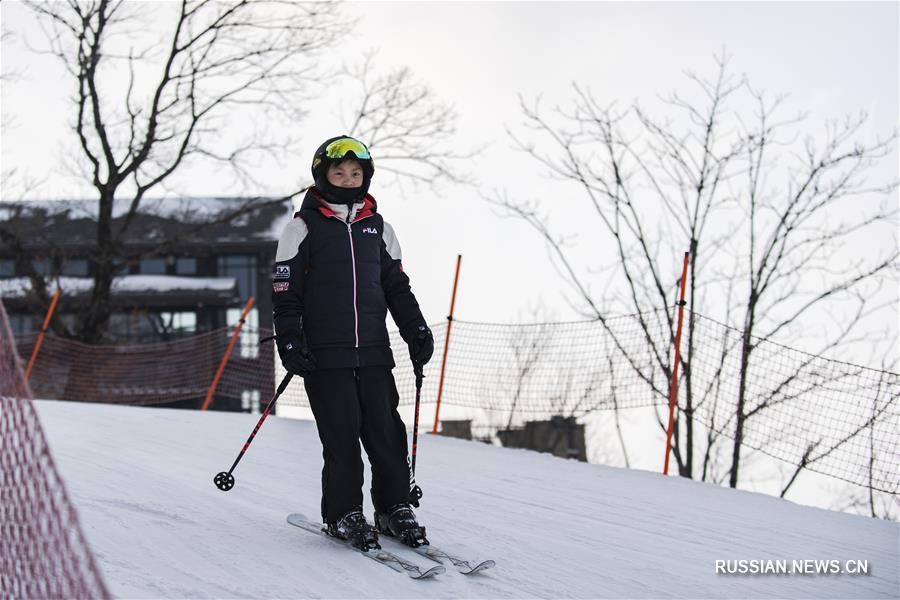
[715,559,869,576]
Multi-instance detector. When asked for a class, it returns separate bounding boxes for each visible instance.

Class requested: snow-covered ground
[35,400,898,599]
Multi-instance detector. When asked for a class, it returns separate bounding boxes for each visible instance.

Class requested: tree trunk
[79,189,116,343]
[683,238,698,478]
[729,320,754,488]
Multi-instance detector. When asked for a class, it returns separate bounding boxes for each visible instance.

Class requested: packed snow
[0,197,276,223]
[0,275,238,298]
[34,400,898,599]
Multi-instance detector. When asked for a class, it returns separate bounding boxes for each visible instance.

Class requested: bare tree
[488,52,898,492]
[3,1,464,343]
[340,52,478,193]
[5,0,346,342]
[1,24,46,199]
[826,358,900,520]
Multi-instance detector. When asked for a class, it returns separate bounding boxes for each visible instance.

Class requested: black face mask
[319,174,371,206]
[323,184,365,206]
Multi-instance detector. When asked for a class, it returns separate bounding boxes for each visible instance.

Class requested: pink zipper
[328,208,374,349]
[346,220,359,348]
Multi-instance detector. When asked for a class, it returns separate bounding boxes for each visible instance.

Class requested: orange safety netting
[0,300,111,599]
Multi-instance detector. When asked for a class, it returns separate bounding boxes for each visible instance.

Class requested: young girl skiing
[272,135,434,552]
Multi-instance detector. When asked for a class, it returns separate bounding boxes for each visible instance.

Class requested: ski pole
[214,372,293,491]
[409,363,424,506]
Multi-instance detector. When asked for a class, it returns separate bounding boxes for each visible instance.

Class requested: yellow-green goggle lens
[325,138,370,160]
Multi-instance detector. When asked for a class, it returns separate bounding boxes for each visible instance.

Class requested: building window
[0,259,14,278]
[108,311,151,342]
[176,257,197,275]
[226,307,259,358]
[8,313,37,336]
[107,310,197,342]
[31,258,52,276]
[139,258,167,275]
[140,258,166,275]
[217,254,257,301]
[158,311,197,335]
[241,389,261,414]
[61,258,89,277]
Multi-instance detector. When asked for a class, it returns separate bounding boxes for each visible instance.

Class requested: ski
[286,513,445,580]
[380,536,496,575]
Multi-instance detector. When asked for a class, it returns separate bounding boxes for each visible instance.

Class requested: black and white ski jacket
[272,188,427,369]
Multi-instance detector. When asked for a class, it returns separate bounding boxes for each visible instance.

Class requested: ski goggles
[324,137,370,160]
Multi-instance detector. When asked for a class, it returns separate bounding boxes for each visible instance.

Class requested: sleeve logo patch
[273,281,290,293]
[362,226,378,235]
[274,265,290,279]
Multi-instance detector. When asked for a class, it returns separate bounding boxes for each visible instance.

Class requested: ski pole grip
[276,373,293,396]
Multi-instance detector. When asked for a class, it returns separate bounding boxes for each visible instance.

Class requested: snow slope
[35,400,898,599]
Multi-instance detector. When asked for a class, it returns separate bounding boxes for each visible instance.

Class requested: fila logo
[274,265,290,279]
[361,227,378,235]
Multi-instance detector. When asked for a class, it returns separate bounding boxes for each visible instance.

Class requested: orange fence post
[25,287,62,381]
[201,297,255,411]
[663,252,691,475]
[432,254,462,434]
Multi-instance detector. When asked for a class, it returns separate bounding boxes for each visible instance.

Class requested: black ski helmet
[310,135,375,205]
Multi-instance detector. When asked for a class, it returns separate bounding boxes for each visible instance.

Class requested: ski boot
[326,510,380,552]
[374,503,428,548]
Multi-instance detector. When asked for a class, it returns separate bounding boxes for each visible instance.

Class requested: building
[497,416,587,461]
[1,197,292,339]
[0,196,294,411]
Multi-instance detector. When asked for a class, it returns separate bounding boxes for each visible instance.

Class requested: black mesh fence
[686,313,898,494]
[16,307,899,494]
[271,309,899,494]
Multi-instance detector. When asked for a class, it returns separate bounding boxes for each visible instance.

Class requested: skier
[272,135,435,552]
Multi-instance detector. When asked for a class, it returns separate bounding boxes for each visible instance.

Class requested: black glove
[278,337,317,377]
[408,324,434,367]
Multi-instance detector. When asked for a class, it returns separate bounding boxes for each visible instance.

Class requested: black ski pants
[304,366,410,523]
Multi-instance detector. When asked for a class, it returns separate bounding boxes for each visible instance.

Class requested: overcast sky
[1,1,897,361]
